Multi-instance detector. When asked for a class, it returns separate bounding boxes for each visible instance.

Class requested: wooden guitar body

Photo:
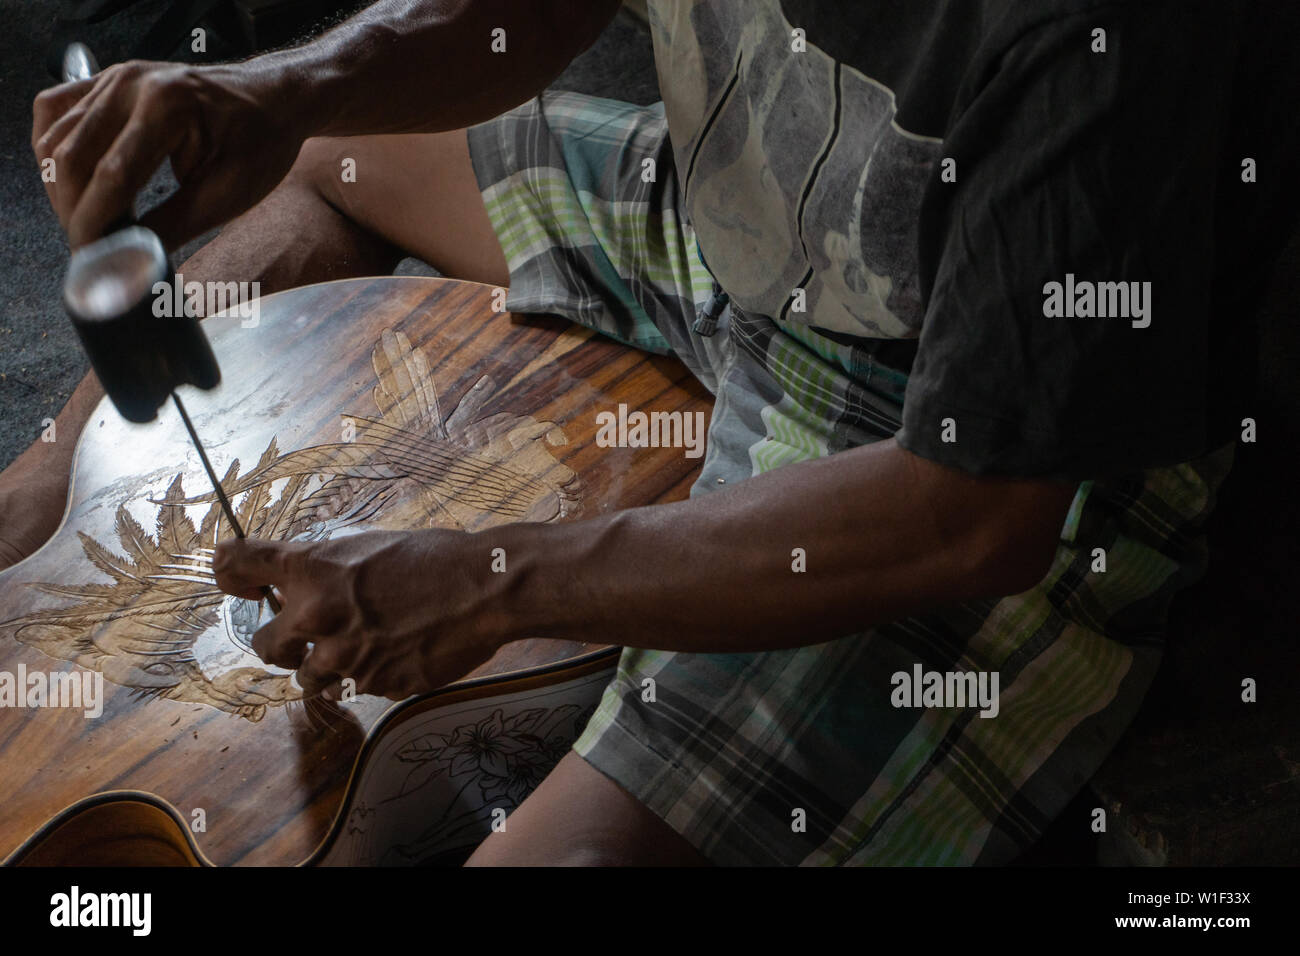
[0,277,711,865]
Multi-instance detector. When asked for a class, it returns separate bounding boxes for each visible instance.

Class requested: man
[15,0,1299,864]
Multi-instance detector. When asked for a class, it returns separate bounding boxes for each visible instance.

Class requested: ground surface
[0,0,657,469]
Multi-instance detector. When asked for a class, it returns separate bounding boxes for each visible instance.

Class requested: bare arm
[32,0,621,247]
[215,440,1075,697]
[509,439,1073,652]
[262,0,623,137]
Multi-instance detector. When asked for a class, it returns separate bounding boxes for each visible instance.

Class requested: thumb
[213,536,296,601]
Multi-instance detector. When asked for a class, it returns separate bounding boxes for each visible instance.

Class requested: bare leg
[5,131,695,866]
[292,131,508,286]
[465,752,712,866]
[0,377,104,568]
[0,129,506,569]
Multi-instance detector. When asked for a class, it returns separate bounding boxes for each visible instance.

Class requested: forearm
[496,439,1076,653]
[212,438,1073,694]
[235,0,621,139]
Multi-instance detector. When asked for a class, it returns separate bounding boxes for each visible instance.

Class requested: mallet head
[62,226,221,423]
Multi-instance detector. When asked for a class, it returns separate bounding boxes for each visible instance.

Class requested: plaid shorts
[466,92,1235,865]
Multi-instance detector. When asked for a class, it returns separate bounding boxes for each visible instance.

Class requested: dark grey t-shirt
[650,0,1299,479]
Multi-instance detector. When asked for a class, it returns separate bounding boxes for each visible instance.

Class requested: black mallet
[58,44,280,614]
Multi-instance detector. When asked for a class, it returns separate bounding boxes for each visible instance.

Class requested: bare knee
[273,129,506,285]
[466,829,636,867]
[462,752,711,867]
[283,137,352,210]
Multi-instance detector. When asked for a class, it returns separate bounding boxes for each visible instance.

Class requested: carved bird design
[1,329,579,720]
[175,329,579,528]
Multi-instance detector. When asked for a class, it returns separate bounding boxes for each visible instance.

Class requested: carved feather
[373,328,445,438]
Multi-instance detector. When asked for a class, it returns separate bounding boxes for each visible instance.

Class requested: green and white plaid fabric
[466,92,1235,865]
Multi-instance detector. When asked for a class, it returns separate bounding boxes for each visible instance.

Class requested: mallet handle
[171,394,282,615]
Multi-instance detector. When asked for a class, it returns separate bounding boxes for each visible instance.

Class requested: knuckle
[116,60,147,79]
[310,640,347,674]
[138,66,194,108]
[265,630,304,668]
[96,63,128,91]
[285,541,314,576]
[259,642,286,667]
[211,542,236,583]
[269,647,300,670]
[291,545,314,576]
[136,71,166,101]
[32,97,55,134]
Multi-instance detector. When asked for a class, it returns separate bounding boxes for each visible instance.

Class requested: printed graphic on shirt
[648,0,941,339]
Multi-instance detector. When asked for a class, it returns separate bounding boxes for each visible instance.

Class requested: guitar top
[0,276,711,865]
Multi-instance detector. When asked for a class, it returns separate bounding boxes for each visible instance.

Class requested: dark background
[0,0,658,470]
[0,0,1297,865]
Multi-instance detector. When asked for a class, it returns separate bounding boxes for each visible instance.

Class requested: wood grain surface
[0,276,712,865]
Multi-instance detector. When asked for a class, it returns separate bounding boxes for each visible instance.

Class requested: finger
[32,79,95,149]
[44,87,138,232]
[34,73,119,162]
[249,613,310,670]
[67,115,183,247]
[33,106,82,213]
[213,536,299,600]
[34,105,89,175]
[316,678,345,702]
[33,80,103,219]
